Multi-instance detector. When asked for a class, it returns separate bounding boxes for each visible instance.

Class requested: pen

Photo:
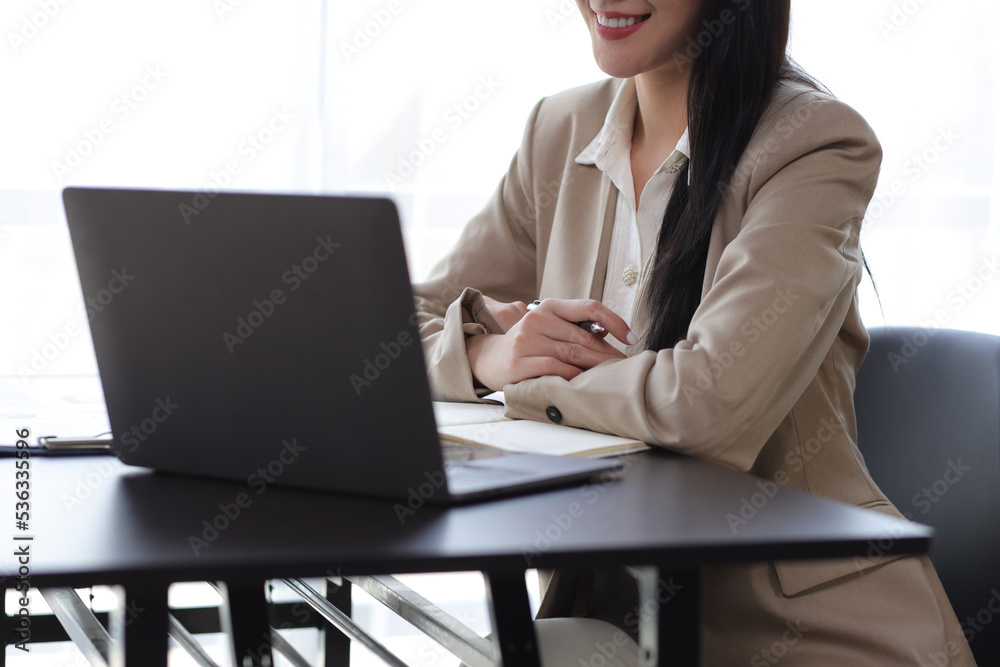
[527,300,606,336]
[38,436,114,452]
[0,435,116,458]
[0,445,113,458]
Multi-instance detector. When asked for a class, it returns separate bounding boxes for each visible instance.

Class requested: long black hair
[642,0,813,350]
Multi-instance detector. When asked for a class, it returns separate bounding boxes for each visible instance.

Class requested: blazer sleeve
[503,96,882,473]
[412,100,545,402]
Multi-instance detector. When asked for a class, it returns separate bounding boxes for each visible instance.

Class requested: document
[432,400,508,427]
[0,376,110,447]
[434,399,648,458]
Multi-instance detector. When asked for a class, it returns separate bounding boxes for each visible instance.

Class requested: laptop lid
[63,187,448,500]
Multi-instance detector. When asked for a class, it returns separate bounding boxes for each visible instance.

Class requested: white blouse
[574,78,690,351]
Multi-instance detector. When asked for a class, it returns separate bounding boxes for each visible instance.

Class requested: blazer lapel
[538,167,617,302]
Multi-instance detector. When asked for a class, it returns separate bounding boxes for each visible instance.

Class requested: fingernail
[627,331,638,346]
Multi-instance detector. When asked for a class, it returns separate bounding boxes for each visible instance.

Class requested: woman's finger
[509,317,626,368]
[530,298,637,346]
[521,305,627,358]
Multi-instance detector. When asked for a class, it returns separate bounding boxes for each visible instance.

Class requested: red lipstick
[593,11,651,41]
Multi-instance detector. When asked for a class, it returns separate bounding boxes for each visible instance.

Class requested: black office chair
[854,327,1000,666]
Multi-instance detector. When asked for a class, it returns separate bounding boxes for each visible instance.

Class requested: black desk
[2,452,931,666]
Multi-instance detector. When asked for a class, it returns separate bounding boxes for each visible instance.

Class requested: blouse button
[622,264,638,287]
[545,406,563,423]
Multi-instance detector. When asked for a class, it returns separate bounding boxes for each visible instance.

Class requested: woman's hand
[467,298,637,391]
[482,295,529,332]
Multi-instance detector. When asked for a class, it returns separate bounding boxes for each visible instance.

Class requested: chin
[594,48,638,79]
[591,53,642,80]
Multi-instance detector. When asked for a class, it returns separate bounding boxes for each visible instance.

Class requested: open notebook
[434,395,649,459]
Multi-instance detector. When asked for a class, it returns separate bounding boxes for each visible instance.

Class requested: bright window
[2,0,997,382]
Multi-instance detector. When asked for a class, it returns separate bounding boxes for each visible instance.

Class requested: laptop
[62,187,616,503]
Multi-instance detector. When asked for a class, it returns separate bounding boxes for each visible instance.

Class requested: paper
[0,376,110,446]
[438,418,648,458]
[432,401,509,427]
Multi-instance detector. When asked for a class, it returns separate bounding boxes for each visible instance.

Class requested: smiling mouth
[595,13,651,28]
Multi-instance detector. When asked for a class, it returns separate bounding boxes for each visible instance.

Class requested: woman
[414,0,974,664]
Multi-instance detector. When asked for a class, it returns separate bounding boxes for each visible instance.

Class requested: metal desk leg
[217,581,274,667]
[347,574,493,667]
[109,584,169,667]
[40,588,113,666]
[632,567,700,667]
[484,571,540,667]
[283,578,407,667]
[324,577,351,667]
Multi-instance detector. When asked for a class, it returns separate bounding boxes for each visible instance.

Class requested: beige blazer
[414,79,974,665]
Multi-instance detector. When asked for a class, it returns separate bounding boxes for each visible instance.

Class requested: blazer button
[545,406,562,423]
